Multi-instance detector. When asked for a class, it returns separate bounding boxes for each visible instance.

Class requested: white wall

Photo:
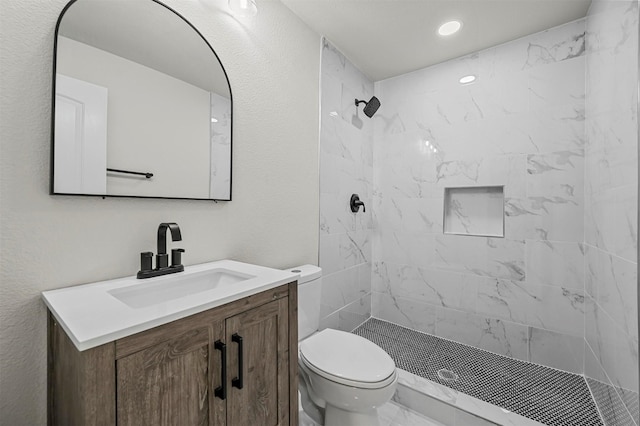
[0,0,320,424]
[57,36,213,199]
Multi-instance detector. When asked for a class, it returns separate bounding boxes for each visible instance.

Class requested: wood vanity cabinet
[48,282,298,426]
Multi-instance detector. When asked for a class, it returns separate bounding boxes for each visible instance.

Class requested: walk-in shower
[317,1,639,424]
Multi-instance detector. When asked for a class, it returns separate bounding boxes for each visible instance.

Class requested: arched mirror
[51,0,232,201]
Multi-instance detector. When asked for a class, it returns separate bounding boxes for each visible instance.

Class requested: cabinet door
[226,298,289,426]
[116,322,225,426]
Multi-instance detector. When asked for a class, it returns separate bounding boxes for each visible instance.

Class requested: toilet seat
[299,329,396,389]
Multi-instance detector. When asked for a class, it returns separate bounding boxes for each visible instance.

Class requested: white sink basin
[42,260,299,351]
[108,268,255,309]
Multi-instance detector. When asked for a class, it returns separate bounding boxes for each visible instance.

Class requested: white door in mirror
[54,74,107,195]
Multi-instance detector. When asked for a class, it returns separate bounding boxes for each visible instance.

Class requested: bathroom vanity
[44,261,299,426]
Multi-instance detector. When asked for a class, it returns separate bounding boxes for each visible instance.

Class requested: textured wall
[318,39,373,332]
[584,1,639,424]
[0,0,320,424]
[372,19,588,373]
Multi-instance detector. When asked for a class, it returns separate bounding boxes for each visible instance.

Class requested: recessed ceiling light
[459,75,476,84]
[211,118,219,123]
[438,20,462,36]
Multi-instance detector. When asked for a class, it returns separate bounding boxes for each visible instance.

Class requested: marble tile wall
[372,19,589,372]
[210,92,231,199]
[584,0,639,423]
[318,38,373,331]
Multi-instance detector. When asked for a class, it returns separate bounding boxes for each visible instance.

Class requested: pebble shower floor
[352,318,603,426]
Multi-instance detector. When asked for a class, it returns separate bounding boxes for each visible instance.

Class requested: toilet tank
[287,265,322,340]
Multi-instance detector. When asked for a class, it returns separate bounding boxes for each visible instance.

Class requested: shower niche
[443,186,504,237]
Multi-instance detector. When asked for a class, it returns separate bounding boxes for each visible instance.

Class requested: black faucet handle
[140,252,153,272]
[171,248,185,267]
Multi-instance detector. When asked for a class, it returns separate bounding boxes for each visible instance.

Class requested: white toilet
[289,265,397,426]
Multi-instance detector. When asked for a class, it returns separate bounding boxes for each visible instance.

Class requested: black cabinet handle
[214,340,227,400]
[231,333,243,390]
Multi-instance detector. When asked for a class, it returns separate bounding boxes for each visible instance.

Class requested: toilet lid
[299,329,395,384]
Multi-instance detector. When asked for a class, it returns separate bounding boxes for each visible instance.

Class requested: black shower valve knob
[350,194,366,213]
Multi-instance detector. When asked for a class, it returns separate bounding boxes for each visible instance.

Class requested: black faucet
[137,222,185,279]
[157,222,181,268]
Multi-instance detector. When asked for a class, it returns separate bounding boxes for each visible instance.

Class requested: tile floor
[299,400,444,426]
[353,318,603,426]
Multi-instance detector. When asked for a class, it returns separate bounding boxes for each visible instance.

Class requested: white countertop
[42,260,298,351]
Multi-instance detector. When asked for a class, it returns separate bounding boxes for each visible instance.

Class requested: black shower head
[355,96,381,118]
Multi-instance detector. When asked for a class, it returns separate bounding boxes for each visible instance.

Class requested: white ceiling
[280,0,592,81]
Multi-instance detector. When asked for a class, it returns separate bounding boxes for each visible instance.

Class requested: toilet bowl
[299,328,397,426]
[289,265,398,426]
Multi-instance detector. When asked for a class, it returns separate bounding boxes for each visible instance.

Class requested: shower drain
[436,368,459,382]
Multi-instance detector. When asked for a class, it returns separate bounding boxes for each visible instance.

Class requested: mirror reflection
[52,0,232,200]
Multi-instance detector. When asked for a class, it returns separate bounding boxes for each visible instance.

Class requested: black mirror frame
[50,0,233,201]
